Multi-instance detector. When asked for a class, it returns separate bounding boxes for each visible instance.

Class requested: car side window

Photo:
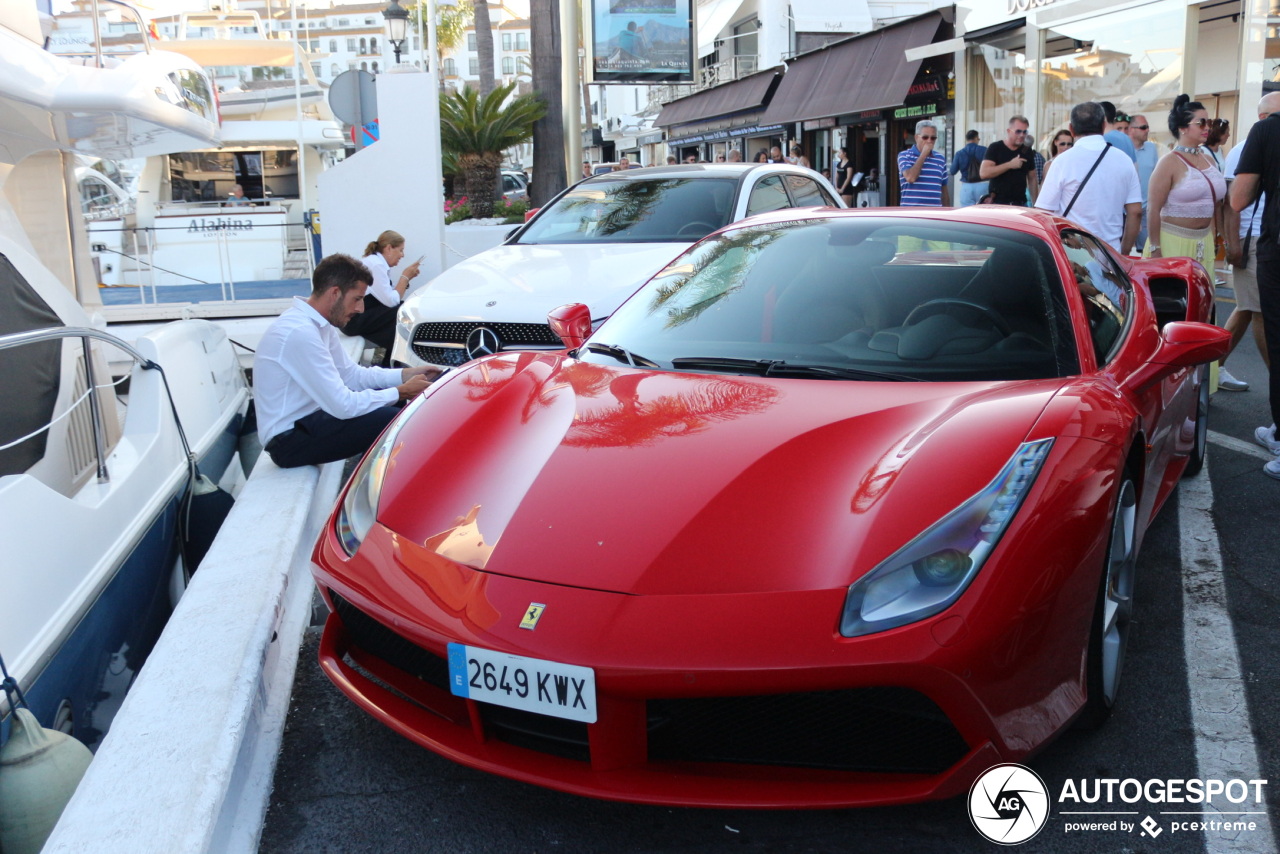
[782,174,832,207]
[1060,230,1132,364]
[746,175,791,216]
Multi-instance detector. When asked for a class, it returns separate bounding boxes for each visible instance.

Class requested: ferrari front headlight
[334,396,423,556]
[840,439,1053,638]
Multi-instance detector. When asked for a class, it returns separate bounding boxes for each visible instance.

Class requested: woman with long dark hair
[1145,95,1225,265]
[835,147,855,206]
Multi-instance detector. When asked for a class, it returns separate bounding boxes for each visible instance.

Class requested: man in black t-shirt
[981,116,1039,205]
[1230,91,1280,478]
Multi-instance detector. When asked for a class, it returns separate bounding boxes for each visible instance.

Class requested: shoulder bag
[1062,143,1113,219]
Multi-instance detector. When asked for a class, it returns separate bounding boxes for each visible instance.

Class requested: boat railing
[64,0,155,66]
[0,327,151,484]
[91,214,315,310]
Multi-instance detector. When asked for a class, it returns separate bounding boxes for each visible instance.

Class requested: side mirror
[1124,321,1231,393]
[548,303,592,350]
[524,207,539,222]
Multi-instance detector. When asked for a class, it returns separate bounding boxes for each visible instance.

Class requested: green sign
[894,103,938,119]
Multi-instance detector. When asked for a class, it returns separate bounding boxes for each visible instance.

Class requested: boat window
[168,150,299,203]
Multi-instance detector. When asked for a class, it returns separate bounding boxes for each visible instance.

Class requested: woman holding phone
[346,229,421,365]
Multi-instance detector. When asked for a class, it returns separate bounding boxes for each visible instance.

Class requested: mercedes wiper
[671,357,920,382]
[584,342,658,368]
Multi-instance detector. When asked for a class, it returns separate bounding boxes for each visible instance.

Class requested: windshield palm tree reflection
[548,179,728,240]
[647,227,785,328]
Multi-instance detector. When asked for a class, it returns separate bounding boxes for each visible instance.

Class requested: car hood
[402,242,690,322]
[378,354,1066,596]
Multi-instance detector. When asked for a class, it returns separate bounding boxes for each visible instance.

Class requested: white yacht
[51,4,347,323]
[0,0,251,756]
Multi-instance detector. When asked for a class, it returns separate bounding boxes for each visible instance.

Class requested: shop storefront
[758,11,953,205]
[955,0,1271,167]
[655,69,785,162]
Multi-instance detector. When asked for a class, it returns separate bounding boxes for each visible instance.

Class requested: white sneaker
[1265,458,1280,480]
[1254,425,1280,456]
[1217,366,1249,391]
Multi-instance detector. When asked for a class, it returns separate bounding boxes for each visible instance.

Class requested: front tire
[1077,475,1138,729]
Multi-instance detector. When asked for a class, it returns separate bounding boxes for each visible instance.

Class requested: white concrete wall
[43,456,346,854]
[318,69,447,283]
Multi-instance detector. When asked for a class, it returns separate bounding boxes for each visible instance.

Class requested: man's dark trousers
[265,405,399,468]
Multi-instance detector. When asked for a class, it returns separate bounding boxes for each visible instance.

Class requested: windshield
[579,217,1079,382]
[515,177,738,244]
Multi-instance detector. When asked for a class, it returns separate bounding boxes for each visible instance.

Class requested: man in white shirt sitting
[255,254,441,468]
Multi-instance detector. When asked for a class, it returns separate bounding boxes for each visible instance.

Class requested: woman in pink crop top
[1145,94,1227,264]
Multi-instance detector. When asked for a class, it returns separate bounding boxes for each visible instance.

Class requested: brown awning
[655,69,782,128]
[760,13,944,125]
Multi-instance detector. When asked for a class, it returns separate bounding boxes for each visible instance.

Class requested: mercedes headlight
[840,439,1053,638]
[396,305,415,341]
[334,396,423,556]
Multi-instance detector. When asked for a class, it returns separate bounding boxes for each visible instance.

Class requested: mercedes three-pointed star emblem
[464,326,502,360]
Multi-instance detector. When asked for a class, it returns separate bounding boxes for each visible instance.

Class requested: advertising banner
[591,0,693,83]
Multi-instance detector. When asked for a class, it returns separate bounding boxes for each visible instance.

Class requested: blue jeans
[958,181,989,206]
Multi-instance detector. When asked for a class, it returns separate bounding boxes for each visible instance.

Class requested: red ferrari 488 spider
[311,207,1229,808]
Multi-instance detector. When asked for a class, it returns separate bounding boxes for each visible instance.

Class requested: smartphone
[414,255,424,265]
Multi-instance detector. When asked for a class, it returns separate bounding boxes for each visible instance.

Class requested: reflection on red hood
[378,353,1064,596]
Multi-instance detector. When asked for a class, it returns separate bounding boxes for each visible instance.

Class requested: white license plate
[446,643,597,723]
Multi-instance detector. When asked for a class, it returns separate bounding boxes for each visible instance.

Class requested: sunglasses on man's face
[1132,124,1149,130]
[919,135,937,140]
[1011,128,1028,134]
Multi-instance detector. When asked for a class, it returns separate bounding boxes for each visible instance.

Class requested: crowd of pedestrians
[901,96,1280,483]
[894,95,1279,480]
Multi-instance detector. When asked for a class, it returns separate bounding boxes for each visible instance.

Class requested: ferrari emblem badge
[519,603,546,630]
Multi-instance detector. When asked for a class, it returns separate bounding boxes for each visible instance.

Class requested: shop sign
[841,109,884,126]
[669,122,786,144]
[1007,0,1054,13]
[637,131,664,145]
[907,77,942,99]
[894,103,938,119]
[803,117,837,131]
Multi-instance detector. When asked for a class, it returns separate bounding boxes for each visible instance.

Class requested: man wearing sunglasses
[980,116,1038,205]
[1128,114,1158,248]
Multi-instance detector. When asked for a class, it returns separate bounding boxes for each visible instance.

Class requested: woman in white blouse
[345,230,421,364]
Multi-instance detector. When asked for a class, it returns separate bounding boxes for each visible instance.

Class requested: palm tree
[407,0,472,85]
[439,81,545,217]
[530,0,565,205]
[473,0,496,97]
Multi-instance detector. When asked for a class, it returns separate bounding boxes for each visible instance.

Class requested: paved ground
[261,294,1280,854]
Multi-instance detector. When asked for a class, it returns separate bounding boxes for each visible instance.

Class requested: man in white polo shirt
[1036,101,1142,254]
[255,253,441,468]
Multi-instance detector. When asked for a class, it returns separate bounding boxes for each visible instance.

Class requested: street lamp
[382,0,410,65]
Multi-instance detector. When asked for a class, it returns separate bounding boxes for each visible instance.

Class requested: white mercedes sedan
[390,163,845,368]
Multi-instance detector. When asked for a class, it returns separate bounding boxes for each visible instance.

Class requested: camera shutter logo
[968,763,1050,845]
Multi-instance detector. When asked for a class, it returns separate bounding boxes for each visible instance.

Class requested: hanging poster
[591,0,693,83]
